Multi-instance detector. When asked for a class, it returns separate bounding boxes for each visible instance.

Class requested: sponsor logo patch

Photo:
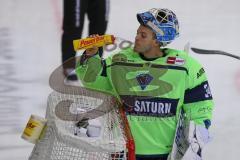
[197,68,205,79]
[121,96,179,117]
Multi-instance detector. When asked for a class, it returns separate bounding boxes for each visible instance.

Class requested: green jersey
[76,48,214,156]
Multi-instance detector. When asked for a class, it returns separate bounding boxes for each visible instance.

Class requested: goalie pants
[62,0,109,69]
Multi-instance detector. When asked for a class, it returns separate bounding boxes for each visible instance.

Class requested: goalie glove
[182,121,211,160]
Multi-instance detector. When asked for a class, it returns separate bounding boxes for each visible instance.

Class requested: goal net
[28,90,135,160]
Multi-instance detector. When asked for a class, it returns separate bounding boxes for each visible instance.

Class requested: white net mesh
[29,91,130,160]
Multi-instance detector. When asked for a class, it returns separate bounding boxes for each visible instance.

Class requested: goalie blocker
[168,109,211,160]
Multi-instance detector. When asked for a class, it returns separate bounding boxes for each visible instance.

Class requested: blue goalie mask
[137,8,179,46]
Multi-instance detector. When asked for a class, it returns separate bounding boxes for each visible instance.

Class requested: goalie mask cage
[28,91,135,160]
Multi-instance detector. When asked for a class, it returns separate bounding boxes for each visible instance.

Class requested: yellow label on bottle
[21,115,47,144]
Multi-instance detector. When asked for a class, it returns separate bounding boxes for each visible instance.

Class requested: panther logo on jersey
[136,73,153,90]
